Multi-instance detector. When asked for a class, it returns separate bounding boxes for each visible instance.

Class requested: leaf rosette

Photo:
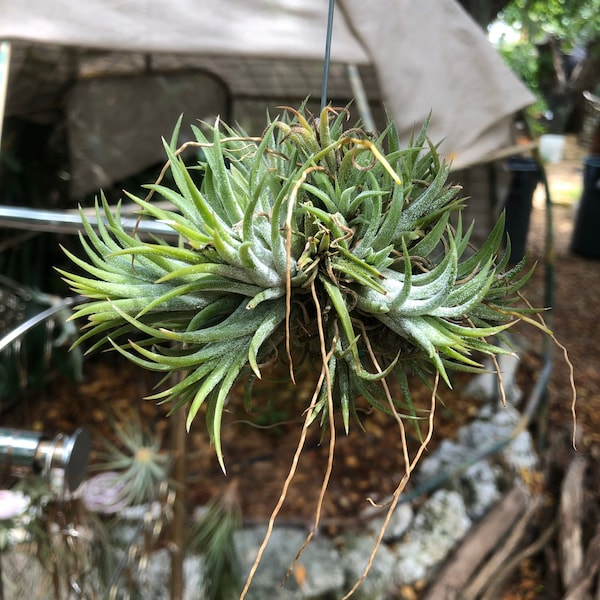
[60,107,532,469]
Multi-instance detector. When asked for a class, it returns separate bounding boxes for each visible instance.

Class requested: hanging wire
[320,0,336,111]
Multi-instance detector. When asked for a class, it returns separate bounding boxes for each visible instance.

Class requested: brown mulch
[4,136,600,597]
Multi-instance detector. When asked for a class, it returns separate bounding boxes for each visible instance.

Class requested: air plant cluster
[61,106,532,473]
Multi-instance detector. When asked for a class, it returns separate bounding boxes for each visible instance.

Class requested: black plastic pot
[503,156,540,263]
[571,156,600,258]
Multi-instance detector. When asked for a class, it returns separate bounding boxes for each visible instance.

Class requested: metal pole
[346,64,376,133]
[0,205,178,239]
[320,0,336,111]
[518,111,554,449]
[0,41,10,150]
[0,296,80,353]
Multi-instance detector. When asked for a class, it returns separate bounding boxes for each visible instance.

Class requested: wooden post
[169,407,186,600]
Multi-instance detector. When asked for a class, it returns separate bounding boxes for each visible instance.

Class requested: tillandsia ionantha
[60,105,570,597]
[60,106,534,472]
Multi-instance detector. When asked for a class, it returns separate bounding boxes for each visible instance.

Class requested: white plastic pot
[539,134,566,164]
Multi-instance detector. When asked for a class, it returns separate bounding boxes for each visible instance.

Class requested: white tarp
[0,0,535,175]
[0,0,370,62]
[342,0,533,168]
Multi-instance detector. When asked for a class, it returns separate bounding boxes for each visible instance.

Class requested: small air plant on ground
[89,415,171,509]
[60,106,568,597]
[82,415,175,597]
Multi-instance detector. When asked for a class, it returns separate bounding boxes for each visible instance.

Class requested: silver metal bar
[0,41,10,148]
[0,427,91,491]
[0,204,178,239]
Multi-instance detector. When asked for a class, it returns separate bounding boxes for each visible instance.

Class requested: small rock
[183,555,205,600]
[463,344,522,406]
[395,490,471,585]
[340,533,397,600]
[362,498,413,542]
[136,548,171,599]
[234,526,345,599]
[459,405,538,471]
[417,439,503,519]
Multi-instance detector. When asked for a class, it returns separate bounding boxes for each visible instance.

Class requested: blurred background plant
[187,480,242,600]
[0,475,114,599]
[0,414,177,599]
[0,276,82,416]
[490,0,600,134]
[89,411,172,509]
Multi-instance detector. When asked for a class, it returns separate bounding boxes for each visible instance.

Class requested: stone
[1,550,49,598]
[416,439,503,519]
[106,502,164,547]
[234,526,345,599]
[362,498,414,542]
[183,556,206,600]
[459,404,539,471]
[135,548,171,599]
[394,490,472,585]
[340,533,398,600]
[456,459,503,519]
[108,549,206,600]
[463,343,523,406]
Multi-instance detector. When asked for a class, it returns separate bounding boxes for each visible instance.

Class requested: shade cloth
[0,0,535,193]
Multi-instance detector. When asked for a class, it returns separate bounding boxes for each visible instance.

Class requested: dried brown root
[341,372,439,599]
[238,339,336,600]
